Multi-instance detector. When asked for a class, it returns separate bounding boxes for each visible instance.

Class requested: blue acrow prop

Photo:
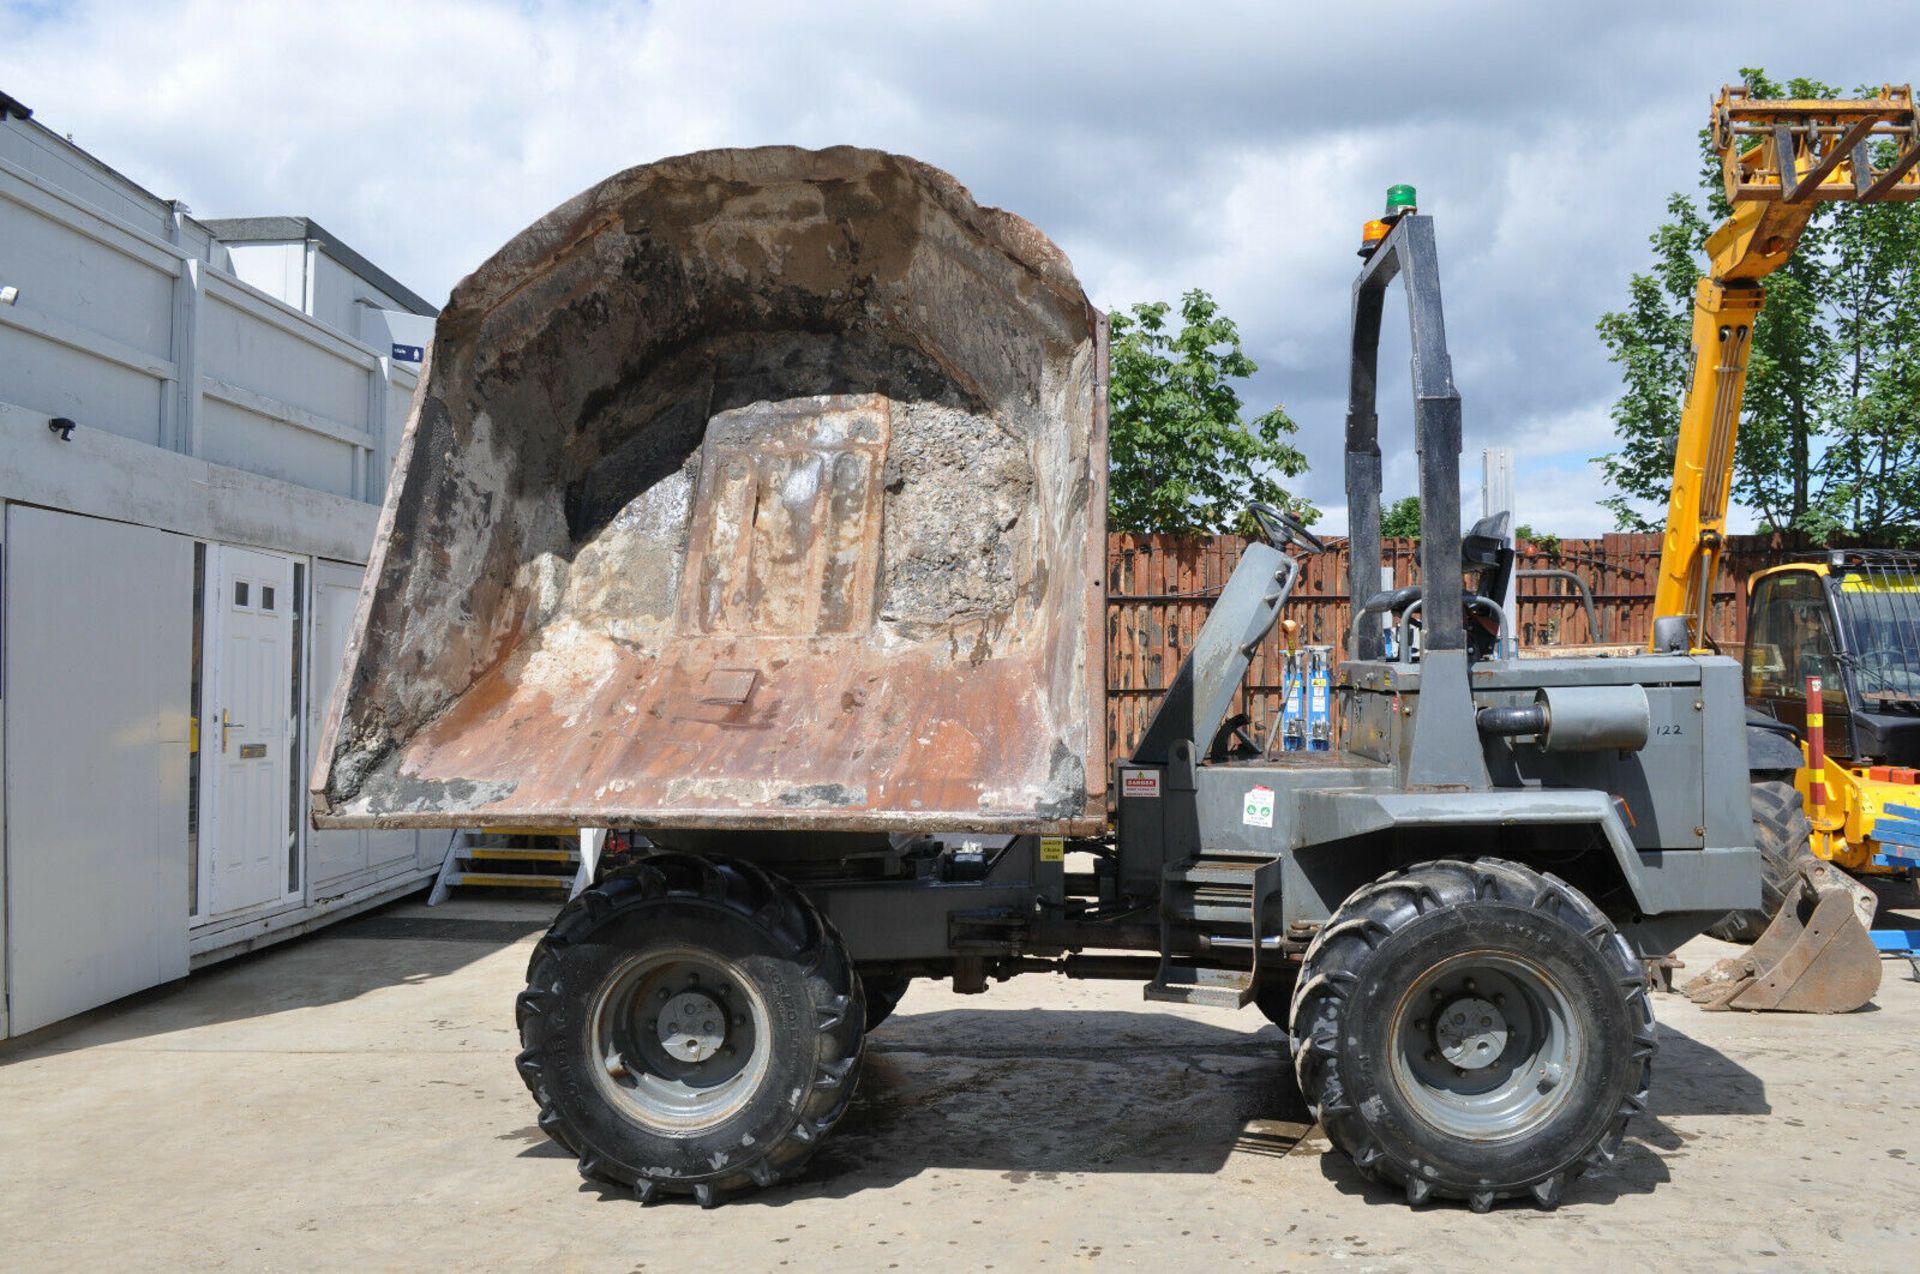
[1281,649,1306,752]
[1306,646,1332,751]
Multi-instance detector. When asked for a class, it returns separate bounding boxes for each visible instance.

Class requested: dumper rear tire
[1705,778,1816,944]
[516,854,865,1205]
[1289,858,1655,1212]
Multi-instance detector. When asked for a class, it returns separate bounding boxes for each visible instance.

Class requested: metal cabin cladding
[318,155,1762,1211]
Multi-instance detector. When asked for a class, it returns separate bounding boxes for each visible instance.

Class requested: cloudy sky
[6,0,1917,533]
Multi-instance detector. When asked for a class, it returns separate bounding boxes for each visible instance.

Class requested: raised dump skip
[312,146,1107,833]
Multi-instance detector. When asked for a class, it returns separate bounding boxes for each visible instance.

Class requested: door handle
[221,709,246,752]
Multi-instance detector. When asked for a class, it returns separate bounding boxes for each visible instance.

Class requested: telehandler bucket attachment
[1681,858,1882,1013]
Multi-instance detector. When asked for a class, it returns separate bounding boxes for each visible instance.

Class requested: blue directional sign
[392,342,425,363]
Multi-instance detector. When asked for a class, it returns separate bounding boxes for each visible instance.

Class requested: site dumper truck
[314,148,1760,1210]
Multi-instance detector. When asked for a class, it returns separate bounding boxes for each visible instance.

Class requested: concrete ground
[3,894,1919,1273]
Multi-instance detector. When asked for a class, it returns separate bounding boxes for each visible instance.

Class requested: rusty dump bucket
[1681,858,1882,1013]
[311,147,1107,834]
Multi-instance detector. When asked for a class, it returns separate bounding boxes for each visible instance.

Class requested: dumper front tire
[1705,778,1816,944]
[1289,858,1654,1212]
[516,854,865,1205]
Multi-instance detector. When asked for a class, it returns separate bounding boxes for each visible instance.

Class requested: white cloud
[4,0,1913,534]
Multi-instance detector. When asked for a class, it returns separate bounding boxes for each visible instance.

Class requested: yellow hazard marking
[471,847,574,862]
[1807,713,1825,727]
[459,873,569,888]
[1039,836,1065,863]
[1840,573,1920,593]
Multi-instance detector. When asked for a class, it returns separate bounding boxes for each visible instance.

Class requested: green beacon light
[1384,184,1418,220]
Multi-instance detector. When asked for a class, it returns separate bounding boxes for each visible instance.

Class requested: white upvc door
[200,545,299,920]
[306,558,421,885]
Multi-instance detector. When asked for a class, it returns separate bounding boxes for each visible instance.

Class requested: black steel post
[1346,215,1465,655]
[1344,214,1488,789]
[1345,268,1386,659]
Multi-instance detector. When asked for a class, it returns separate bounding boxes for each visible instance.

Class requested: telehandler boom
[1653,84,1920,641]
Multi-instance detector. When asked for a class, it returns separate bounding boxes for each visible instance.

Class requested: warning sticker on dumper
[1243,784,1275,828]
[1040,836,1065,862]
[1120,769,1162,799]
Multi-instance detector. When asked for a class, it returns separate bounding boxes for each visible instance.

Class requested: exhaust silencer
[1477,684,1651,752]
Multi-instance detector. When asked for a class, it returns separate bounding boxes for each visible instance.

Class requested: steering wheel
[1249,502,1326,555]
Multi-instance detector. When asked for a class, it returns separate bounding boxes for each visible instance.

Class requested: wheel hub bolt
[658,989,727,1063]
[1432,994,1507,1072]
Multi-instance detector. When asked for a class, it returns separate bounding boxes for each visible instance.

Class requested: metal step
[1164,858,1257,926]
[1143,964,1255,1008]
[428,829,607,905]
[1165,860,1260,886]
[447,872,572,889]
[1173,846,1273,862]
[1168,900,1254,926]
[1151,855,1271,1006]
[467,847,580,864]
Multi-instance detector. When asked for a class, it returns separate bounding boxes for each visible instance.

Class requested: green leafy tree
[1514,523,1561,554]
[1815,187,1920,535]
[1595,192,1712,530]
[1595,70,1920,541]
[1381,495,1422,539]
[1108,289,1313,534]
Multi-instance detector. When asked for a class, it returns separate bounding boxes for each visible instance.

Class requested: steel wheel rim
[588,947,772,1133]
[1386,950,1583,1142]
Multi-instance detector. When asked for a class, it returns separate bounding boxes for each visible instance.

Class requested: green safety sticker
[1243,784,1275,829]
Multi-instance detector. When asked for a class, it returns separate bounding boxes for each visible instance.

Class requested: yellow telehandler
[1648,84,1920,1011]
